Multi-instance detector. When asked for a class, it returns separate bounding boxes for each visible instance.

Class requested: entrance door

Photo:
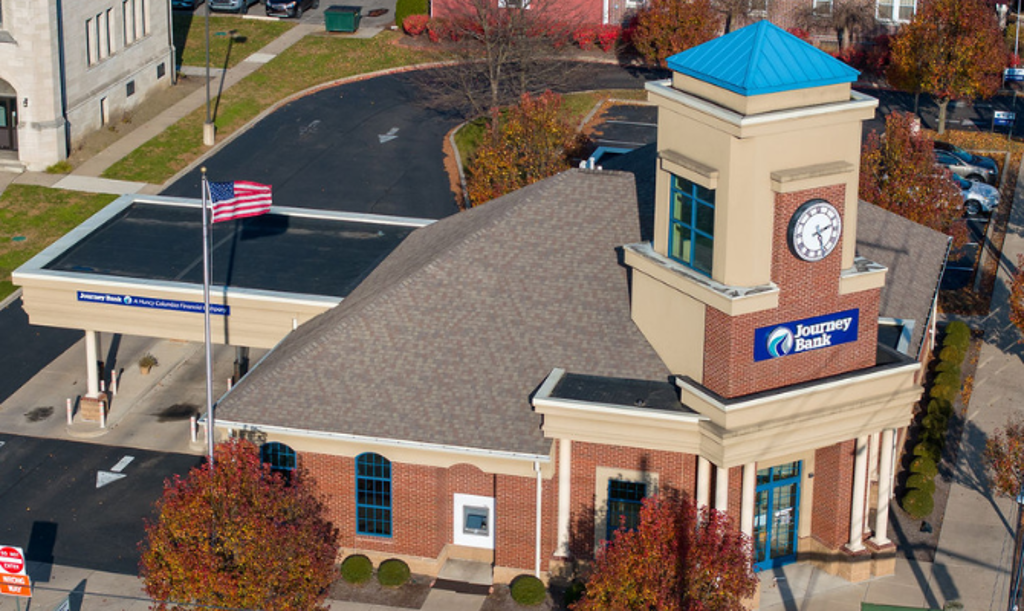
[0,98,16,151]
[753,461,801,570]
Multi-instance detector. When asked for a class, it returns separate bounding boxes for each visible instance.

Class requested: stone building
[0,0,174,171]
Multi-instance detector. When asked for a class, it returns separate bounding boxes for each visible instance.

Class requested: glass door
[753,461,801,571]
[0,98,15,151]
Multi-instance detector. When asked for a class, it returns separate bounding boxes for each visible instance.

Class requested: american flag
[208,181,273,223]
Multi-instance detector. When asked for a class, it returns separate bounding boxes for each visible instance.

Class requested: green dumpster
[325,5,362,32]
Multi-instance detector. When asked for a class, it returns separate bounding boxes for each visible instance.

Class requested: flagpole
[201,167,215,468]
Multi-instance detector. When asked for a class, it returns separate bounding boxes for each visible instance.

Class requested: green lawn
[0,186,118,300]
[104,31,437,184]
[173,12,295,69]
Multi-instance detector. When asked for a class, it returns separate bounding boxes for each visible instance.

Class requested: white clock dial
[789,200,841,262]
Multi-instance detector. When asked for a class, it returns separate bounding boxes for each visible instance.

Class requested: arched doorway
[0,77,18,152]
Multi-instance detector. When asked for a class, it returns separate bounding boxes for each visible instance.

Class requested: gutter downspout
[168,0,177,84]
[534,460,542,578]
[54,0,71,156]
[602,0,609,25]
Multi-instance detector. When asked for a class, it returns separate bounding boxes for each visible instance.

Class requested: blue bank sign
[77,291,230,316]
[754,309,858,362]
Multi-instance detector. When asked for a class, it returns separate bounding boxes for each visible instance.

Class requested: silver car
[935,149,998,186]
[210,0,260,12]
[952,174,1000,216]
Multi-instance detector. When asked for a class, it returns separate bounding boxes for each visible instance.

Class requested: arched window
[356,453,392,537]
[260,442,297,478]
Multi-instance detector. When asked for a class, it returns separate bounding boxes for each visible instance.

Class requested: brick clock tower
[625,21,885,399]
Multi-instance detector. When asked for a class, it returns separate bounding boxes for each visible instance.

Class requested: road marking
[378,127,399,144]
[299,120,321,137]
[96,455,134,488]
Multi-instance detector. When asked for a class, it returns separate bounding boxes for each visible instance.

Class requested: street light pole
[202,1,215,146]
[1017,0,1022,60]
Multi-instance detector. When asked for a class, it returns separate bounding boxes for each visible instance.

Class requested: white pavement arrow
[378,127,399,144]
[96,455,134,488]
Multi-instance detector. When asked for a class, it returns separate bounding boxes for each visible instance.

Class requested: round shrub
[340,555,373,584]
[934,371,960,389]
[910,455,938,479]
[913,441,941,462]
[394,0,428,30]
[901,488,935,519]
[510,575,547,606]
[939,345,964,365]
[377,559,410,587]
[934,361,960,377]
[943,332,969,354]
[930,383,959,403]
[945,320,970,340]
[906,472,936,495]
[927,398,953,418]
[922,412,948,434]
[403,14,429,36]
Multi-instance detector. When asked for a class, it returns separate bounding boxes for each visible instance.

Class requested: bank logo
[123,296,133,305]
[766,326,795,358]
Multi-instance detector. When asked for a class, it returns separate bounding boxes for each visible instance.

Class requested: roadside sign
[0,582,30,597]
[1005,68,1024,82]
[994,110,1016,127]
[0,575,29,587]
[0,547,25,575]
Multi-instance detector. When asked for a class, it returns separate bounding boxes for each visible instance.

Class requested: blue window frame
[668,174,715,276]
[356,453,392,537]
[753,461,801,571]
[260,442,296,478]
[606,479,647,540]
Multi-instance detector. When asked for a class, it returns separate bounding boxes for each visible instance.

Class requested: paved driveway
[162,64,662,217]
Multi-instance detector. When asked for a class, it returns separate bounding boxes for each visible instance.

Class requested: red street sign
[0,547,25,575]
[0,582,30,597]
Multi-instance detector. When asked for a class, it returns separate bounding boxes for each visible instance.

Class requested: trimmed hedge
[510,575,547,606]
[913,441,941,462]
[901,487,935,518]
[927,398,952,418]
[395,0,428,30]
[377,559,410,587]
[930,383,959,403]
[938,345,964,364]
[945,320,970,340]
[934,361,960,377]
[910,455,938,479]
[906,473,936,495]
[341,555,373,584]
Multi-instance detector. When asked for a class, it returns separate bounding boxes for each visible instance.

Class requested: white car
[953,174,1000,216]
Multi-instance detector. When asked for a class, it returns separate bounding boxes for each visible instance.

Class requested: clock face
[789,200,841,262]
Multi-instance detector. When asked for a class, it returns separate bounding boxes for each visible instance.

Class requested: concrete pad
[12,171,62,187]
[438,559,493,585]
[244,52,277,64]
[420,588,485,611]
[52,175,149,195]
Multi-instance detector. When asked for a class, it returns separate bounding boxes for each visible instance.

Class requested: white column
[715,464,729,512]
[556,439,571,557]
[872,429,895,546]
[741,462,756,537]
[85,330,100,398]
[848,435,870,552]
[697,457,711,510]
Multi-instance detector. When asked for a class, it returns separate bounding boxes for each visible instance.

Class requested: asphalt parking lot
[942,214,989,291]
[175,0,397,29]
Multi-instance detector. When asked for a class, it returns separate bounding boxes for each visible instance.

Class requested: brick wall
[702,185,881,398]
[811,439,855,550]
[568,441,696,559]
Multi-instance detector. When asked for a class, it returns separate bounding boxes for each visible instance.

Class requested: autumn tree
[986,414,1024,496]
[713,0,767,34]
[797,0,875,50]
[466,90,586,205]
[418,0,583,116]
[573,494,757,611]
[888,0,1005,134]
[631,0,721,67]
[1011,255,1024,340]
[859,111,966,245]
[139,439,339,611]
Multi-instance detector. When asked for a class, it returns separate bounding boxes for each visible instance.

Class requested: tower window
[668,174,715,276]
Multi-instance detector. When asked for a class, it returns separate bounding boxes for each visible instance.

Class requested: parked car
[171,0,205,9]
[210,0,260,13]
[266,0,317,17]
[952,174,1000,216]
[933,141,999,185]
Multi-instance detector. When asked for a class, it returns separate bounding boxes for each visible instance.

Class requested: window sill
[0,31,15,44]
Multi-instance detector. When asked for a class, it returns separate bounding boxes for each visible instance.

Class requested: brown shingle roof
[216,169,672,455]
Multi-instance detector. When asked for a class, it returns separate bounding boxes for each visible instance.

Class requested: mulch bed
[328,573,433,609]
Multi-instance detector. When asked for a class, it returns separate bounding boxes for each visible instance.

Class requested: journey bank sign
[754,309,859,362]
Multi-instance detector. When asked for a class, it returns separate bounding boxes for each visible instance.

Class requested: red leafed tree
[887,0,1005,134]
[466,90,586,205]
[139,439,339,611]
[572,494,757,611]
[985,414,1024,496]
[859,111,966,246]
[1010,254,1024,340]
[630,0,721,67]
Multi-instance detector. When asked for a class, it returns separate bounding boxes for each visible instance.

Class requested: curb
[0,287,23,312]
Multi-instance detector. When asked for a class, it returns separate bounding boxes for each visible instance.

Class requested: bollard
[66,398,73,425]
[100,401,107,429]
[190,415,198,443]
[227,377,233,391]
[100,380,105,393]
[111,370,118,396]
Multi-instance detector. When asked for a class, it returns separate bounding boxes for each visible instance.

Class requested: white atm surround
[453,493,495,549]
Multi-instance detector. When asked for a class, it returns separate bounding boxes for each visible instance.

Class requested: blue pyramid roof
[665,21,859,97]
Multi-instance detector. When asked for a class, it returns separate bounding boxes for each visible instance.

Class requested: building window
[123,0,135,45]
[812,0,831,16]
[126,80,135,97]
[877,0,914,22]
[135,0,148,37]
[1,1,5,30]
[157,62,166,79]
[356,453,392,537]
[260,441,297,478]
[605,479,646,540]
[86,18,95,65]
[668,174,715,276]
[749,0,767,13]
